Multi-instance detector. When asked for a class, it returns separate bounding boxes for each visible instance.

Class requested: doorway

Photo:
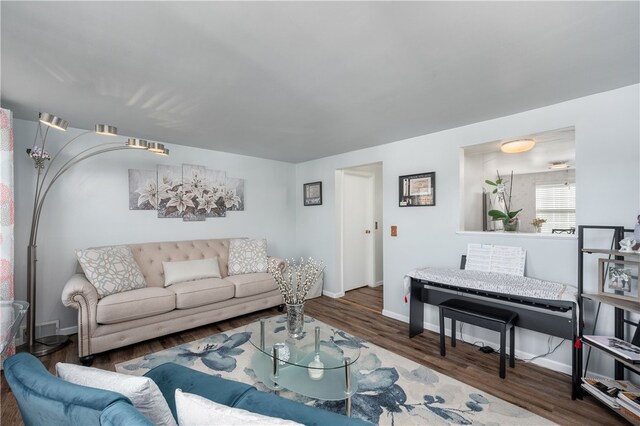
[336,162,383,308]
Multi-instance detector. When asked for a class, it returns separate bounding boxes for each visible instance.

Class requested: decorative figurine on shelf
[531,218,546,233]
[620,238,636,253]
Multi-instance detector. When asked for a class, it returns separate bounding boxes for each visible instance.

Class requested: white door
[343,172,374,291]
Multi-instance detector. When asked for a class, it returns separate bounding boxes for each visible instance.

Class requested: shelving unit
[578,225,640,422]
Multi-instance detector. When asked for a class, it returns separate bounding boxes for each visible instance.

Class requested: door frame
[335,168,376,296]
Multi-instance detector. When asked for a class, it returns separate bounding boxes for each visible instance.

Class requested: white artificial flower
[184,171,207,198]
[223,189,241,209]
[166,190,195,213]
[197,194,217,213]
[135,180,159,208]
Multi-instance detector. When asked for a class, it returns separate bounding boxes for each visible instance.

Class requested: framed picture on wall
[399,172,435,207]
[304,181,322,206]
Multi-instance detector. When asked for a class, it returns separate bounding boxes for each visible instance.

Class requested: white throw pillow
[227,239,268,276]
[175,389,301,426]
[163,257,222,286]
[56,363,176,426]
[76,245,147,298]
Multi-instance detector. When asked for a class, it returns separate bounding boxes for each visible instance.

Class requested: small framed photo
[304,181,322,206]
[399,172,435,207]
[598,258,640,301]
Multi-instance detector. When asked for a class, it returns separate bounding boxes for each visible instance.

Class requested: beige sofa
[61,238,284,362]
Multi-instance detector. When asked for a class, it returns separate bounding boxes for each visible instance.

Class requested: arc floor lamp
[27,112,169,356]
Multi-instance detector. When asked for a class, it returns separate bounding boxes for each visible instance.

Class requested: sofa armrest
[61,274,99,357]
[268,256,287,272]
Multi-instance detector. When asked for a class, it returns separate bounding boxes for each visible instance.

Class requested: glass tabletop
[246,315,360,369]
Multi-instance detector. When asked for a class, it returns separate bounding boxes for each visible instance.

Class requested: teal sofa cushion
[4,352,152,426]
[100,401,156,426]
[145,362,371,426]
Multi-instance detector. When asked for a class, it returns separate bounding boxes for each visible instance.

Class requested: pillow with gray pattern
[227,239,268,275]
[76,245,147,298]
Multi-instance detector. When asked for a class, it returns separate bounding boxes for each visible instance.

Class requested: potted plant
[531,218,546,233]
[485,171,521,232]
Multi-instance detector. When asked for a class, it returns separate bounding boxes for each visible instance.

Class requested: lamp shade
[95,124,118,136]
[39,113,68,131]
[500,139,535,154]
[126,138,148,149]
[147,142,165,153]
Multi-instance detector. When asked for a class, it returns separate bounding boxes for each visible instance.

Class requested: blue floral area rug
[116,318,553,425]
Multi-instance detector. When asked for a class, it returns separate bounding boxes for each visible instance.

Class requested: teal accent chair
[145,362,372,425]
[3,353,152,426]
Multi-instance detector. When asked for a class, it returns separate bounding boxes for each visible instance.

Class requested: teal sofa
[4,353,152,426]
[4,353,371,425]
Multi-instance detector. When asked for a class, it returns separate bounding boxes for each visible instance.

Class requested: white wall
[296,84,640,377]
[13,119,297,331]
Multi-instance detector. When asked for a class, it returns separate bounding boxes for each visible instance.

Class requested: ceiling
[1,2,638,163]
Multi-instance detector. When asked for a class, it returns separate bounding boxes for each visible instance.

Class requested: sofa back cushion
[128,239,232,287]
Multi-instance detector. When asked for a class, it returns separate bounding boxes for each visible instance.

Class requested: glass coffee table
[246,315,360,416]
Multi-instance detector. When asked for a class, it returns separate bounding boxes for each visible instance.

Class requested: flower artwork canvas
[203,169,227,218]
[225,177,244,211]
[157,165,184,218]
[128,169,158,210]
[182,164,207,221]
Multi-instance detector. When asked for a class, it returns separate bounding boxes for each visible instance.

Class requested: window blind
[535,183,576,232]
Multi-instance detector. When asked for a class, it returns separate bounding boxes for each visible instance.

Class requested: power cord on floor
[458,323,567,362]
[521,337,566,363]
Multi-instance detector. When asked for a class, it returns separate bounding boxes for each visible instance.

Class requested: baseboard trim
[323,290,345,298]
[59,326,78,336]
[382,309,573,376]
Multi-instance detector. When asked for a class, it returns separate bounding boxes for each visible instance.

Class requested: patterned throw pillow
[228,239,268,276]
[76,245,147,298]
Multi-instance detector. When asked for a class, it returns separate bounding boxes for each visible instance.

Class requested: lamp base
[29,335,70,357]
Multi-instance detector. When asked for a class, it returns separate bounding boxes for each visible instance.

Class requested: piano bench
[438,298,517,379]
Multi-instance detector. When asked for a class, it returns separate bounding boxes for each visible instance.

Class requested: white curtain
[0,108,15,360]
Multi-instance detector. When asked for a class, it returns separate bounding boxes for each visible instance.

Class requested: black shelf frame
[577,224,637,399]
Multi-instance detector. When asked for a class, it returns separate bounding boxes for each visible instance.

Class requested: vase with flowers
[531,218,546,233]
[485,170,522,232]
[268,257,324,338]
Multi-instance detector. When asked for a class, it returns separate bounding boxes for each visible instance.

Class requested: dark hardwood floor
[2,286,623,425]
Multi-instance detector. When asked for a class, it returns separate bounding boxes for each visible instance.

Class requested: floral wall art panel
[128,169,158,210]
[157,164,184,219]
[204,169,227,218]
[182,164,206,222]
[225,177,244,211]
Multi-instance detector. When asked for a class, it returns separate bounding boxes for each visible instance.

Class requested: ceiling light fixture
[549,161,569,170]
[500,138,535,154]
